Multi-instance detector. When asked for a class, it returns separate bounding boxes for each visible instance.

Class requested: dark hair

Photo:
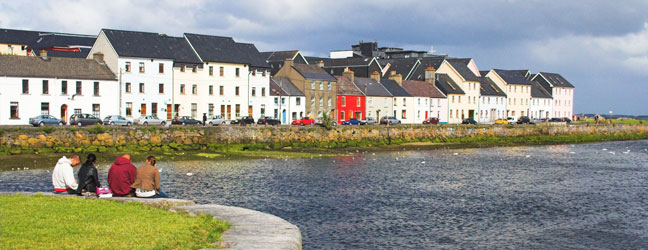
[85,154,96,165]
[146,156,157,166]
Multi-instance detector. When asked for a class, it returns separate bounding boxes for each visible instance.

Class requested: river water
[2,140,648,249]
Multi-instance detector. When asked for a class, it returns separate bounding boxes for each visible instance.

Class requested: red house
[335,70,365,124]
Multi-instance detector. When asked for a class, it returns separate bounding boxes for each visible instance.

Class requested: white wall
[430,97,448,123]
[119,57,174,120]
[330,50,354,59]
[530,97,552,119]
[552,87,573,118]
[270,95,305,124]
[479,95,507,123]
[366,96,391,121]
[391,96,415,124]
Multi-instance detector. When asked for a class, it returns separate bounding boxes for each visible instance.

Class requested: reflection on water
[2,140,648,249]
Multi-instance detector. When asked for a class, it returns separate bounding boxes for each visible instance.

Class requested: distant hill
[578,113,648,120]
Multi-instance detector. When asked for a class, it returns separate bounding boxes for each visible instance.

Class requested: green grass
[0,194,229,250]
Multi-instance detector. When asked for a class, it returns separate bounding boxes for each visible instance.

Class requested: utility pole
[119,68,122,116]
[171,67,175,119]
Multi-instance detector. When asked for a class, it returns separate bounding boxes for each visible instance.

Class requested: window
[209,66,214,76]
[125,82,132,93]
[341,111,345,121]
[357,97,361,107]
[235,68,240,77]
[251,70,256,76]
[152,103,158,117]
[42,80,49,94]
[159,83,164,94]
[126,102,132,117]
[327,82,331,90]
[450,109,453,118]
[74,109,82,115]
[41,102,49,115]
[310,97,315,106]
[262,71,266,77]
[139,83,145,93]
[452,96,454,103]
[320,97,324,107]
[311,81,315,89]
[328,97,331,107]
[180,84,186,94]
[458,96,461,103]
[319,82,323,90]
[191,103,197,118]
[281,97,286,105]
[402,110,407,119]
[403,98,406,106]
[76,81,82,95]
[220,67,224,76]
[94,82,100,96]
[208,104,214,117]
[252,87,256,96]
[125,62,131,72]
[219,86,224,96]
[393,98,397,106]
[368,98,373,106]
[418,98,421,105]
[261,104,265,115]
[159,63,164,73]
[61,81,68,95]
[139,62,145,73]
[22,79,29,94]
[341,96,346,107]
[274,97,279,105]
[92,104,100,117]
[10,102,19,119]
[261,87,265,96]
[235,86,240,96]
[192,84,197,95]
[296,97,301,105]
[235,104,240,117]
[209,85,214,95]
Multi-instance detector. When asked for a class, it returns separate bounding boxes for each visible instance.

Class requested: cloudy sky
[1,0,646,115]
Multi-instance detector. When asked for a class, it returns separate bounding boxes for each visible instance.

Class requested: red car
[422,117,440,124]
[292,117,315,126]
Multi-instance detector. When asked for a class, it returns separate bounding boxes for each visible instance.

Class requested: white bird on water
[602,148,608,151]
[186,173,193,176]
[453,153,459,155]
[525,155,530,158]
[609,152,616,155]
[570,152,576,154]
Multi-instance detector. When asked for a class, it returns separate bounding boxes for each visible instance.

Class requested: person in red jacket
[107,154,137,197]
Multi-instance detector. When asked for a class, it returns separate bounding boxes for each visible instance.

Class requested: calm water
[2,140,648,249]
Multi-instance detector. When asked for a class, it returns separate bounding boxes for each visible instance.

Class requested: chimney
[342,68,354,83]
[390,70,396,76]
[370,71,381,83]
[424,66,436,85]
[39,50,48,59]
[389,73,403,85]
[93,52,105,64]
[317,60,325,68]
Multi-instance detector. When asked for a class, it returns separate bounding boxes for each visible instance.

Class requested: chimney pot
[370,71,381,83]
[425,66,436,85]
[390,70,396,76]
[389,73,403,85]
[343,69,354,83]
[93,52,105,64]
[317,60,325,68]
[39,50,48,58]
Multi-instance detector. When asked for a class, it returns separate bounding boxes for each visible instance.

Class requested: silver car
[363,117,377,125]
[379,116,401,125]
[207,115,227,126]
[103,115,132,126]
[134,115,166,126]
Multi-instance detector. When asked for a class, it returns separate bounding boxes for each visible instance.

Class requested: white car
[134,115,166,126]
[506,117,518,124]
[207,115,227,126]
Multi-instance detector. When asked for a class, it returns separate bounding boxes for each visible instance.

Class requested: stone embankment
[0,192,302,250]
[1,124,648,155]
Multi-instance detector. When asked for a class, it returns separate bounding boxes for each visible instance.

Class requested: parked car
[341,118,362,125]
[292,117,315,126]
[462,118,477,125]
[363,117,377,125]
[70,114,102,126]
[495,118,509,125]
[422,117,440,125]
[257,116,281,125]
[379,116,401,125]
[29,115,65,127]
[172,116,202,125]
[134,115,166,126]
[549,117,572,124]
[207,115,227,126]
[516,116,535,125]
[533,118,548,124]
[506,117,518,124]
[103,115,132,126]
[230,116,255,125]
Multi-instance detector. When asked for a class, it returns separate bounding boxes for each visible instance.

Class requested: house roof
[29,33,96,49]
[353,77,392,97]
[0,28,41,44]
[184,33,268,68]
[446,58,480,82]
[260,50,299,62]
[102,29,201,64]
[303,56,328,64]
[1,28,96,58]
[531,80,553,98]
[322,57,378,67]
[538,72,574,88]
[0,55,115,80]
[493,69,532,85]
[270,77,304,96]
[479,76,507,97]
[434,73,465,95]
[401,80,446,98]
[292,63,336,81]
[380,58,419,78]
[407,56,446,81]
[379,79,411,97]
[335,75,364,96]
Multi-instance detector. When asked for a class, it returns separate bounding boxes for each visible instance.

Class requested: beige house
[484,69,532,118]
[274,60,338,119]
[436,59,481,123]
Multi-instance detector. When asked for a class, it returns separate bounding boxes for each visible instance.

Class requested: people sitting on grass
[131,156,168,198]
[52,154,80,194]
[107,154,137,197]
[77,154,101,196]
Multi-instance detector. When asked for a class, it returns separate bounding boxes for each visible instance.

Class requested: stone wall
[1,124,647,155]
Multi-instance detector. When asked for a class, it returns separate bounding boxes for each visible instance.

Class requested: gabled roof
[380,58,419,78]
[446,58,480,82]
[335,75,364,96]
[434,73,465,95]
[184,33,268,68]
[353,77,392,97]
[0,55,115,80]
[0,28,41,44]
[479,76,507,97]
[407,56,446,81]
[380,79,411,97]
[1,28,96,58]
[493,69,532,85]
[401,80,446,98]
[531,80,553,98]
[102,29,201,64]
[261,50,300,62]
[304,56,328,64]
[270,77,304,96]
[292,63,336,81]
[537,72,574,88]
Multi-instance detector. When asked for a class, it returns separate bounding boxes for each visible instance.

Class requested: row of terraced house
[0,28,574,125]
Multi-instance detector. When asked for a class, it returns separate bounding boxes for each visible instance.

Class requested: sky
[1,0,646,115]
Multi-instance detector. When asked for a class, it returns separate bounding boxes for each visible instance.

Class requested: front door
[174,104,180,118]
[221,105,225,117]
[468,110,474,119]
[248,105,253,118]
[226,105,231,120]
[141,104,147,116]
[282,110,286,123]
[60,105,68,122]
[425,111,428,119]
[167,104,172,120]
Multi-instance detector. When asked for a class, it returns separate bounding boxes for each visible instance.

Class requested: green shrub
[87,124,107,134]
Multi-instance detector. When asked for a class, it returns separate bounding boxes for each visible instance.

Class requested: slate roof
[446,58,480,82]
[531,80,553,98]
[184,33,268,67]
[379,79,411,97]
[1,28,96,58]
[353,77,392,97]
[261,51,298,62]
[0,28,41,44]
[335,76,364,96]
[323,57,377,67]
[479,76,507,97]
[539,72,574,88]
[29,33,96,49]
[380,58,419,78]
[434,73,465,95]
[270,77,304,96]
[0,55,115,80]
[493,69,532,85]
[292,63,336,81]
[407,56,446,81]
[303,56,328,65]
[102,29,201,64]
[401,80,446,98]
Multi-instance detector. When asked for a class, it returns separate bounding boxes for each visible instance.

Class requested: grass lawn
[0,194,229,250]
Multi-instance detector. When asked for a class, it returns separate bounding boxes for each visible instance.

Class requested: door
[174,104,180,118]
[248,105,253,118]
[425,111,428,119]
[220,105,225,117]
[468,110,474,119]
[282,110,286,123]
[141,104,147,116]
[226,105,231,120]
[166,104,172,120]
[60,105,68,123]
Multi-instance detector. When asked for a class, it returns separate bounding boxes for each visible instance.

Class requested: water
[3,140,648,249]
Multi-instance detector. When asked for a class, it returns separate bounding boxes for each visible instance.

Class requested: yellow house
[483,69,532,119]
[436,58,481,123]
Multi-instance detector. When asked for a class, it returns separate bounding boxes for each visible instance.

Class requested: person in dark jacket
[107,154,137,197]
[77,154,100,195]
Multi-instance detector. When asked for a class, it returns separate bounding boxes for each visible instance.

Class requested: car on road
[103,115,132,126]
[495,118,509,125]
[207,115,227,126]
[172,116,202,125]
[462,118,477,125]
[379,116,401,125]
[257,116,281,125]
[230,116,255,125]
[29,115,66,127]
[549,117,572,124]
[506,117,518,124]
[134,115,166,126]
[341,118,362,125]
[292,117,315,126]
[363,117,377,125]
[516,116,535,125]
[422,117,440,125]
[70,114,102,126]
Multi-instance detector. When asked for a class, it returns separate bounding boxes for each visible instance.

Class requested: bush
[87,124,107,134]
[319,112,334,130]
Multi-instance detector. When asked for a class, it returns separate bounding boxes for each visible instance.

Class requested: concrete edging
[1,192,302,250]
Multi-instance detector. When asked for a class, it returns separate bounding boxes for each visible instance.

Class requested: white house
[270,77,305,124]
[401,79,447,124]
[478,74,507,123]
[379,73,416,124]
[0,54,117,125]
[532,72,574,119]
[529,81,553,119]
[436,59,482,123]
[359,72,393,121]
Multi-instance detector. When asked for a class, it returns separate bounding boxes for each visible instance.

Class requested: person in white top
[52,155,81,194]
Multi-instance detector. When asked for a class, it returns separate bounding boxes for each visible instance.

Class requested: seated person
[131,156,168,198]
[77,154,100,195]
[52,155,80,194]
[107,154,137,197]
